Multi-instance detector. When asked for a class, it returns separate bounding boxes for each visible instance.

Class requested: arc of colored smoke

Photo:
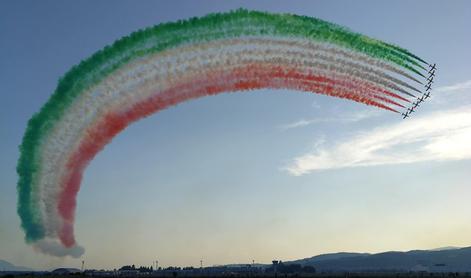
[17,9,428,257]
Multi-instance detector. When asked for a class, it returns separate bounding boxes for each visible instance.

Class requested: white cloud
[279,109,380,130]
[311,101,321,109]
[281,119,316,129]
[284,105,471,176]
[435,80,471,93]
[429,80,471,106]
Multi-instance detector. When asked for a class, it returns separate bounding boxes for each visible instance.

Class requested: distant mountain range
[2,246,470,273]
[0,260,32,272]
[288,247,471,272]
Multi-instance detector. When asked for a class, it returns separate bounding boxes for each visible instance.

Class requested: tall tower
[81,260,85,272]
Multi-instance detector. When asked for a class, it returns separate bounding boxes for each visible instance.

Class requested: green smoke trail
[18,9,427,243]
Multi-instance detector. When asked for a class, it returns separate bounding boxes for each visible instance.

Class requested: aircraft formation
[16,9,431,257]
[401,63,436,119]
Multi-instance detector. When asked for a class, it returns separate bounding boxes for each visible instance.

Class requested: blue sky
[1,0,471,270]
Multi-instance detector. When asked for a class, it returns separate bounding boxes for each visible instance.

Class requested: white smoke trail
[33,239,84,258]
[34,36,418,253]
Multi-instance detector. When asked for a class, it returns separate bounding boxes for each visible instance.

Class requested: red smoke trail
[58,63,402,247]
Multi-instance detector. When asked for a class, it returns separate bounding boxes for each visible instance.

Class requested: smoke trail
[17,9,428,257]
[33,239,84,258]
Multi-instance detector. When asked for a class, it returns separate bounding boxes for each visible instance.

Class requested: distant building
[118,269,139,276]
[83,269,116,276]
[52,268,81,275]
[411,264,429,272]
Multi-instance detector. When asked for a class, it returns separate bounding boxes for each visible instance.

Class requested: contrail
[17,9,428,257]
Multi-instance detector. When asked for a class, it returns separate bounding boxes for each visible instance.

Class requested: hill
[288,247,471,272]
[0,260,33,272]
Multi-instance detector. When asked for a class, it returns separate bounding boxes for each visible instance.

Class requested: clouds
[285,105,471,175]
[279,109,381,130]
[283,80,471,176]
[435,80,471,93]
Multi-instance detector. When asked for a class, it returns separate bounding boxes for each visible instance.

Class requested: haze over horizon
[0,245,468,271]
[1,0,471,271]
